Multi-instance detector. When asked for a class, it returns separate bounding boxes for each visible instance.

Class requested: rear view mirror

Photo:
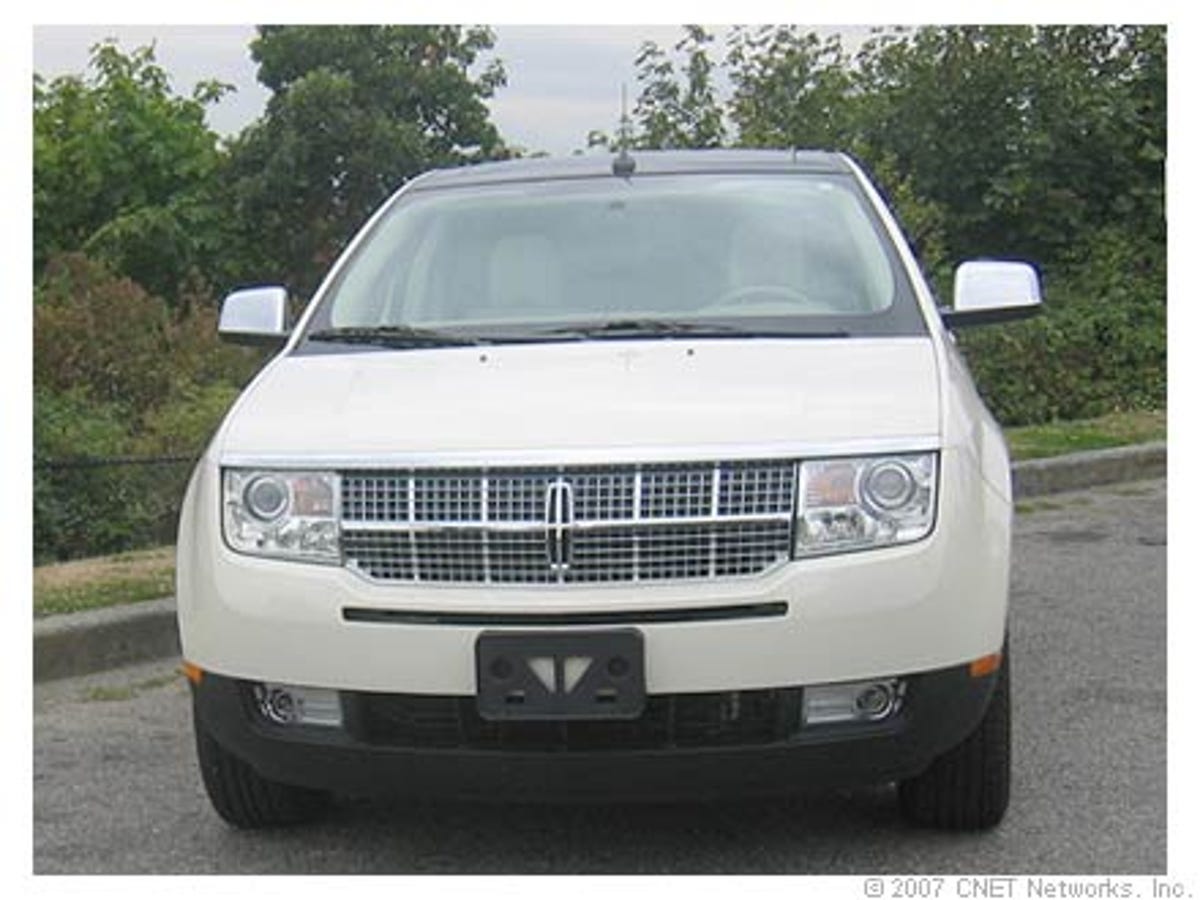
[218,286,290,345]
[942,261,1042,328]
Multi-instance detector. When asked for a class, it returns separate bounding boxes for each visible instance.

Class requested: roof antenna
[612,84,636,178]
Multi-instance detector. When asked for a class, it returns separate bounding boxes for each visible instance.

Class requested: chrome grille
[340,461,795,584]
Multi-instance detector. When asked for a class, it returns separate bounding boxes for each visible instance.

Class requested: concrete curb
[33,597,180,683]
[1011,440,1166,498]
[34,441,1166,683]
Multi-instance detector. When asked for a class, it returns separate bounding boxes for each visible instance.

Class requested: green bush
[958,232,1165,426]
[135,381,240,456]
[33,254,256,561]
[33,387,185,562]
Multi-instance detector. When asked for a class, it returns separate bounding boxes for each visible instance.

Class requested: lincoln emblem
[544,478,575,572]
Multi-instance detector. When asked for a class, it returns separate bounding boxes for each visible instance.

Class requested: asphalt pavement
[32,478,1167,874]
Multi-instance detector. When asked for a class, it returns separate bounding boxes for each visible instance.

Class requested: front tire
[193,707,329,829]
[898,650,1011,830]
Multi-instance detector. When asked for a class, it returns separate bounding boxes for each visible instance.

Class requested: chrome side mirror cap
[218,286,290,345]
[942,260,1042,328]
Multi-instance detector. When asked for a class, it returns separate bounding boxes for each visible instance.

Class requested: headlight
[223,469,340,562]
[795,453,937,556]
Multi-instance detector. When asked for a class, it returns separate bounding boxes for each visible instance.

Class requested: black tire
[898,650,1011,830]
[193,708,329,829]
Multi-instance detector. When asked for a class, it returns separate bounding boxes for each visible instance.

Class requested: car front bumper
[191,660,1000,802]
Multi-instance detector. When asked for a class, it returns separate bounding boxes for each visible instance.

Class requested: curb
[33,597,179,683]
[34,441,1167,683]
[1011,440,1166,498]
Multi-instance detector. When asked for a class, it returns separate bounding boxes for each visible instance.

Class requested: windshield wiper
[539,318,744,339]
[538,318,850,340]
[306,325,484,348]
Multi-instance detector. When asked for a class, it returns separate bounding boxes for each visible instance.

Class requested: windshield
[301,173,926,345]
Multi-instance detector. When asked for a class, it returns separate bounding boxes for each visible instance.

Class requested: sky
[31,24,872,157]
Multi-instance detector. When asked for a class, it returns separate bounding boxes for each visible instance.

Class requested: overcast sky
[32,24,871,157]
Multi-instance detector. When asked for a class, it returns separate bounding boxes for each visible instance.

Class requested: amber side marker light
[181,661,204,685]
[969,652,1003,678]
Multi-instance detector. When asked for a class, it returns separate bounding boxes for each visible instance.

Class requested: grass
[81,673,181,703]
[1014,495,1094,515]
[1004,409,1165,461]
[33,546,174,619]
[32,409,1164,617]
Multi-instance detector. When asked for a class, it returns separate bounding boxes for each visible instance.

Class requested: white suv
[177,150,1040,830]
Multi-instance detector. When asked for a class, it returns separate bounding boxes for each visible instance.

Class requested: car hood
[218,337,941,464]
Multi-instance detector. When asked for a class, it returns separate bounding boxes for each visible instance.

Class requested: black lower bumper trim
[351,686,802,751]
[191,663,1000,803]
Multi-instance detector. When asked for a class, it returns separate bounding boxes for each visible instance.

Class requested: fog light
[253,683,342,727]
[855,683,894,717]
[803,679,903,726]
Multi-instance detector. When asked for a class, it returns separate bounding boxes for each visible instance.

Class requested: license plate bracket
[475,629,645,721]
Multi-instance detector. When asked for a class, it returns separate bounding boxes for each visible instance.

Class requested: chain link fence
[34,455,198,563]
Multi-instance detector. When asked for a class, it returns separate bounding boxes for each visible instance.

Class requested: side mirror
[941,261,1042,328]
[218,286,290,345]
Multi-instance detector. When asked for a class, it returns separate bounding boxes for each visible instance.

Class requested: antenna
[612,84,636,177]
[618,84,631,149]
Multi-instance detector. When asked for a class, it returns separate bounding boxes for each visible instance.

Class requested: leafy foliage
[587,26,725,152]
[35,253,177,412]
[726,26,855,150]
[957,229,1166,425]
[631,26,725,149]
[34,42,231,302]
[847,26,1164,266]
[33,254,258,560]
[34,253,258,415]
[33,386,163,561]
[221,25,510,297]
[134,382,243,456]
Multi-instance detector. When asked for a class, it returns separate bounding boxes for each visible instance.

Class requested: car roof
[410,149,851,191]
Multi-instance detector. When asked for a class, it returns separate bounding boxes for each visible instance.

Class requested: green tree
[723,26,950,277]
[726,26,854,150]
[223,25,509,297]
[33,41,232,301]
[628,25,724,149]
[849,26,1165,266]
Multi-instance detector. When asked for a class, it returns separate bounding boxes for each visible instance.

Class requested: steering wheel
[711,284,813,307]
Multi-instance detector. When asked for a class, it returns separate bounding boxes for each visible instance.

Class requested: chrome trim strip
[632,470,643,583]
[221,435,941,470]
[342,555,793,588]
[340,512,794,533]
[480,474,491,584]
[407,474,419,582]
[709,462,721,577]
